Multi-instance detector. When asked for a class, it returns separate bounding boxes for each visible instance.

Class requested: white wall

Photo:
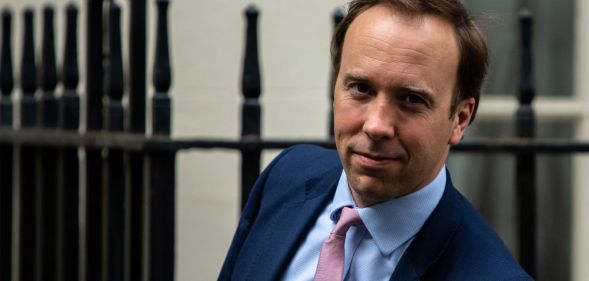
[170,1,347,279]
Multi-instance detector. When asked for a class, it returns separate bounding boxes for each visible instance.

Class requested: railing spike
[518,8,534,107]
[60,2,80,131]
[1,9,13,96]
[104,1,124,133]
[153,0,171,93]
[109,3,123,101]
[20,8,37,129]
[151,0,172,136]
[128,0,146,134]
[38,4,58,129]
[41,5,57,92]
[63,3,79,91]
[85,0,103,132]
[242,4,261,99]
[0,8,13,128]
[21,8,36,95]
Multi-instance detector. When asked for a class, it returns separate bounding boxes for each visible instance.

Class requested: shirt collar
[330,166,446,256]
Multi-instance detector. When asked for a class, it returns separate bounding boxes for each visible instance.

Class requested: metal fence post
[19,8,39,281]
[149,1,175,280]
[104,3,126,281]
[240,5,262,210]
[516,8,536,278]
[0,8,14,281]
[58,4,80,280]
[128,0,147,279]
[38,7,59,281]
[85,0,105,280]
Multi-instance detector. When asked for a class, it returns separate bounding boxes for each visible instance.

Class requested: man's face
[333,5,474,207]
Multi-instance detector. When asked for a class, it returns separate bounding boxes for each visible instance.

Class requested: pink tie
[313,207,363,281]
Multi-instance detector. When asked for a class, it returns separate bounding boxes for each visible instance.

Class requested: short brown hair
[331,0,488,122]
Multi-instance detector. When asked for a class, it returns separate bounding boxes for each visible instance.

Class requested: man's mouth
[352,150,401,168]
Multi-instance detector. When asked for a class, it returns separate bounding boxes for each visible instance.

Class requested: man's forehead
[355,3,430,26]
[340,4,460,97]
[345,4,459,63]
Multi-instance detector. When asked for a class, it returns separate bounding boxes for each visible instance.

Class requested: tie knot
[332,207,363,236]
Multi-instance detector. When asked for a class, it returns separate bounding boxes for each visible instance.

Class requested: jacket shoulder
[268,144,341,178]
[256,144,341,204]
[424,186,533,280]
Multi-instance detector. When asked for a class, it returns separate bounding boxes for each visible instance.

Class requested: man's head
[332,0,488,121]
[332,1,488,207]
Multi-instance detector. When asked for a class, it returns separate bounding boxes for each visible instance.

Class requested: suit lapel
[390,171,462,281]
[250,166,341,281]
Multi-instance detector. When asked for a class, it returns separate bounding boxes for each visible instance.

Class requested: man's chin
[348,176,400,207]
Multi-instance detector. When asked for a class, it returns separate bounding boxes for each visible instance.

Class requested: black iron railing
[0,1,174,280]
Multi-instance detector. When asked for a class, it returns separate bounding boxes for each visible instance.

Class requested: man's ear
[449,97,475,146]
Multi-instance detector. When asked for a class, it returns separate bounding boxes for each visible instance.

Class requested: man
[219,0,533,280]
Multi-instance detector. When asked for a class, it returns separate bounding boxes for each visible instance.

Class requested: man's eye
[405,94,424,104]
[350,83,370,95]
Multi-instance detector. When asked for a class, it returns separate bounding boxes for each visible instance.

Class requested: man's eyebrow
[342,72,369,84]
[401,85,435,100]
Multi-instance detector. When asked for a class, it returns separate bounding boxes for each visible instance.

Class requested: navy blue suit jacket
[219,145,533,281]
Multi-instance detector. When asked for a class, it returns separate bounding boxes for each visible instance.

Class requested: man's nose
[362,100,395,141]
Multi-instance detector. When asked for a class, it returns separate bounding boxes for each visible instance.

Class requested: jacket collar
[257,164,342,281]
[390,170,462,281]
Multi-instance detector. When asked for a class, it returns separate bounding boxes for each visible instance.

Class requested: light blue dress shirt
[282,166,446,281]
